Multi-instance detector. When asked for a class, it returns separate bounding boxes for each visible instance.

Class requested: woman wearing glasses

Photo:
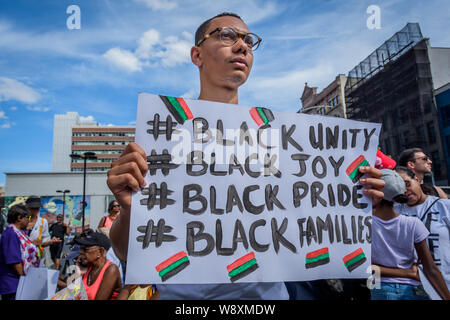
[394,166,450,290]
[98,200,120,235]
[0,205,39,300]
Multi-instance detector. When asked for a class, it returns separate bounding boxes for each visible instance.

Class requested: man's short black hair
[7,204,29,224]
[195,12,243,46]
[397,148,423,167]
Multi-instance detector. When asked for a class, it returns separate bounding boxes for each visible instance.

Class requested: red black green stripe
[249,107,274,126]
[159,95,193,124]
[346,155,369,183]
[343,248,367,272]
[305,247,330,269]
[227,252,259,282]
[155,251,190,282]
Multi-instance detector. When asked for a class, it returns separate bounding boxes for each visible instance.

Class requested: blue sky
[0,0,449,185]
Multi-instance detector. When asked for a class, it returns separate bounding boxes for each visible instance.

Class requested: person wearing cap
[25,196,61,264]
[370,169,450,300]
[394,166,450,289]
[75,232,122,300]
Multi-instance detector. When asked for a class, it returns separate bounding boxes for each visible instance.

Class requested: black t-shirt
[50,223,67,240]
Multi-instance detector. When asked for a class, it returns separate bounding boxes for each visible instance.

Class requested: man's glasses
[197,27,262,51]
[112,204,120,208]
[414,155,429,162]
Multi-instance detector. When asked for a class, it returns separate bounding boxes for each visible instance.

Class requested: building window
[427,121,436,144]
[336,95,339,105]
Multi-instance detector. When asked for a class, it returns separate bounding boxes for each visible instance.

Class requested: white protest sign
[126,92,381,284]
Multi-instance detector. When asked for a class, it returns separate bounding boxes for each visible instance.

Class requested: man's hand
[107,142,148,261]
[107,142,148,211]
[358,166,385,206]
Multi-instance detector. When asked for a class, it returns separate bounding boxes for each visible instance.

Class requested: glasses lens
[220,28,238,45]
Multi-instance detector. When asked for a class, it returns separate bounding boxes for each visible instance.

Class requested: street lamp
[56,189,70,220]
[70,152,97,231]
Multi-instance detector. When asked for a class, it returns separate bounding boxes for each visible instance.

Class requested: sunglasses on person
[197,27,262,51]
[414,155,430,162]
[112,204,121,208]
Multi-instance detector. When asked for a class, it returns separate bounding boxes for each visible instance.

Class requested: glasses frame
[196,27,262,51]
[414,156,429,162]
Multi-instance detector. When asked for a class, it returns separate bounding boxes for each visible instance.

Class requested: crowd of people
[1,12,450,301]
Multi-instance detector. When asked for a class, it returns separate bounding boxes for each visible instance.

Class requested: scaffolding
[344,23,446,182]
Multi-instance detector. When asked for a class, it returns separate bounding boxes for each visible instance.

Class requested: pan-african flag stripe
[343,248,366,272]
[305,247,330,269]
[346,155,369,183]
[227,252,259,282]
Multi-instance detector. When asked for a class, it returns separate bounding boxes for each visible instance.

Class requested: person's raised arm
[415,239,450,300]
[107,142,148,261]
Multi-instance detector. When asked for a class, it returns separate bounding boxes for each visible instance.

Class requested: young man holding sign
[107,12,385,299]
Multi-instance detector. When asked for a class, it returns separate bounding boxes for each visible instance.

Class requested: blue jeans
[371,282,430,300]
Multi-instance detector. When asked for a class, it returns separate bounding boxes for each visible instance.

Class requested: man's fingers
[122,142,147,159]
[112,151,148,175]
[108,159,147,188]
[107,173,141,193]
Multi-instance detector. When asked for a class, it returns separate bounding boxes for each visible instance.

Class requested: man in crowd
[398,148,448,199]
[107,12,385,299]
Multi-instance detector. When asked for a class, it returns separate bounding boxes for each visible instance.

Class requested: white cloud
[0,123,11,129]
[134,0,177,11]
[135,29,161,60]
[103,47,143,72]
[26,106,51,112]
[103,29,193,71]
[0,77,42,104]
[10,106,18,111]
[79,115,96,123]
[0,110,7,119]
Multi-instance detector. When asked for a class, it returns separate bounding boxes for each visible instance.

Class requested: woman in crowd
[97,200,120,234]
[371,169,450,300]
[74,231,122,300]
[0,204,40,300]
[394,166,450,289]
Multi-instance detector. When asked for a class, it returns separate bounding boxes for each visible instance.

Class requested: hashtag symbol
[147,113,178,141]
[147,149,180,176]
[140,182,175,210]
[136,219,177,249]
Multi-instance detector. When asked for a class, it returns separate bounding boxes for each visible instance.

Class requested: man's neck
[198,83,239,104]
[415,171,424,183]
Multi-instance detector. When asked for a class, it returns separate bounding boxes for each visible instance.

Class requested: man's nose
[232,36,248,54]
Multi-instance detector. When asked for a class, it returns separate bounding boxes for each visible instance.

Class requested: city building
[299,74,347,117]
[345,23,448,185]
[2,113,137,230]
[52,112,135,172]
[430,46,450,183]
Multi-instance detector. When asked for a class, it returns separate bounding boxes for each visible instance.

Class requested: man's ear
[406,161,415,171]
[191,46,202,67]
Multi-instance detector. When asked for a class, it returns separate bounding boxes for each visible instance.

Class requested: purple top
[0,227,22,295]
[372,214,429,286]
